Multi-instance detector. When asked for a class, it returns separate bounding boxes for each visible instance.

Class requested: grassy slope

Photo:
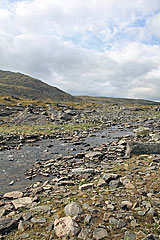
[0,70,76,101]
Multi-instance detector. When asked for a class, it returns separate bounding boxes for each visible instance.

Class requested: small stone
[148,208,158,217]
[97,178,107,187]
[31,205,51,213]
[109,180,122,188]
[31,217,46,223]
[93,227,108,240]
[109,217,118,225]
[79,183,94,191]
[64,202,82,216]
[78,228,90,239]
[121,201,133,209]
[117,220,126,228]
[20,233,30,239]
[125,231,136,240]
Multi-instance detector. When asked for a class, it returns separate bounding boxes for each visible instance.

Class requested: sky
[0,0,160,101]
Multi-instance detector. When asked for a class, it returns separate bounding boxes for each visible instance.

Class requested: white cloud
[0,0,160,101]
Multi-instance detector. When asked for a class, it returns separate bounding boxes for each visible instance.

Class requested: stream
[0,126,132,194]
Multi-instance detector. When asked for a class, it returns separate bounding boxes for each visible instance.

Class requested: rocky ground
[0,96,160,239]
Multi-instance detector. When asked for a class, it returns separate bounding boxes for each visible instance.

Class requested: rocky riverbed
[0,98,160,239]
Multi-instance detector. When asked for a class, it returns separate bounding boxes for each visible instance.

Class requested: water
[0,127,132,194]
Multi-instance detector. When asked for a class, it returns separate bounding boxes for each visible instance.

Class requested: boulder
[54,216,80,237]
[125,142,160,157]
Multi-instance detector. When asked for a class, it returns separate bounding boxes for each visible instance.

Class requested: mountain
[80,96,160,105]
[0,70,76,101]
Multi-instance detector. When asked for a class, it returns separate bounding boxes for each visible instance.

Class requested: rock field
[0,97,160,239]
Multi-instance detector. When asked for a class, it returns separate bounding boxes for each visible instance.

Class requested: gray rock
[0,217,19,235]
[109,217,118,225]
[93,227,108,240]
[109,180,122,188]
[125,142,160,157]
[117,220,126,228]
[64,202,82,216]
[142,234,160,240]
[12,197,32,209]
[125,231,136,240]
[31,205,51,213]
[78,228,90,239]
[148,208,158,217]
[20,233,30,239]
[31,217,46,223]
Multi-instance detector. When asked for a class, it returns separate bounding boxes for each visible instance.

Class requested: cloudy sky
[0,0,160,100]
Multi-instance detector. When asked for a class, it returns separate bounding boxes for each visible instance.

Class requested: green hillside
[0,70,76,101]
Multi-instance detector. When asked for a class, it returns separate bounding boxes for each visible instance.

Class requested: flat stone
[79,183,94,191]
[31,205,51,213]
[85,152,102,159]
[12,197,32,209]
[64,202,82,216]
[3,191,23,199]
[31,217,46,224]
[72,168,95,175]
[93,227,108,240]
[54,216,80,237]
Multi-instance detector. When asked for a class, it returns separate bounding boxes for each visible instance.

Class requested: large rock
[3,191,23,199]
[64,202,82,216]
[12,197,32,209]
[54,216,80,237]
[0,217,19,235]
[125,142,160,157]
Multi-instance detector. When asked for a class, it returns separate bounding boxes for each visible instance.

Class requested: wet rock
[64,202,82,216]
[54,216,80,237]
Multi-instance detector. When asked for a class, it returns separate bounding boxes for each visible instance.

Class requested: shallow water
[0,127,132,194]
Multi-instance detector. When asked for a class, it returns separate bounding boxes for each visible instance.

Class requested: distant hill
[0,70,76,101]
[80,96,160,105]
